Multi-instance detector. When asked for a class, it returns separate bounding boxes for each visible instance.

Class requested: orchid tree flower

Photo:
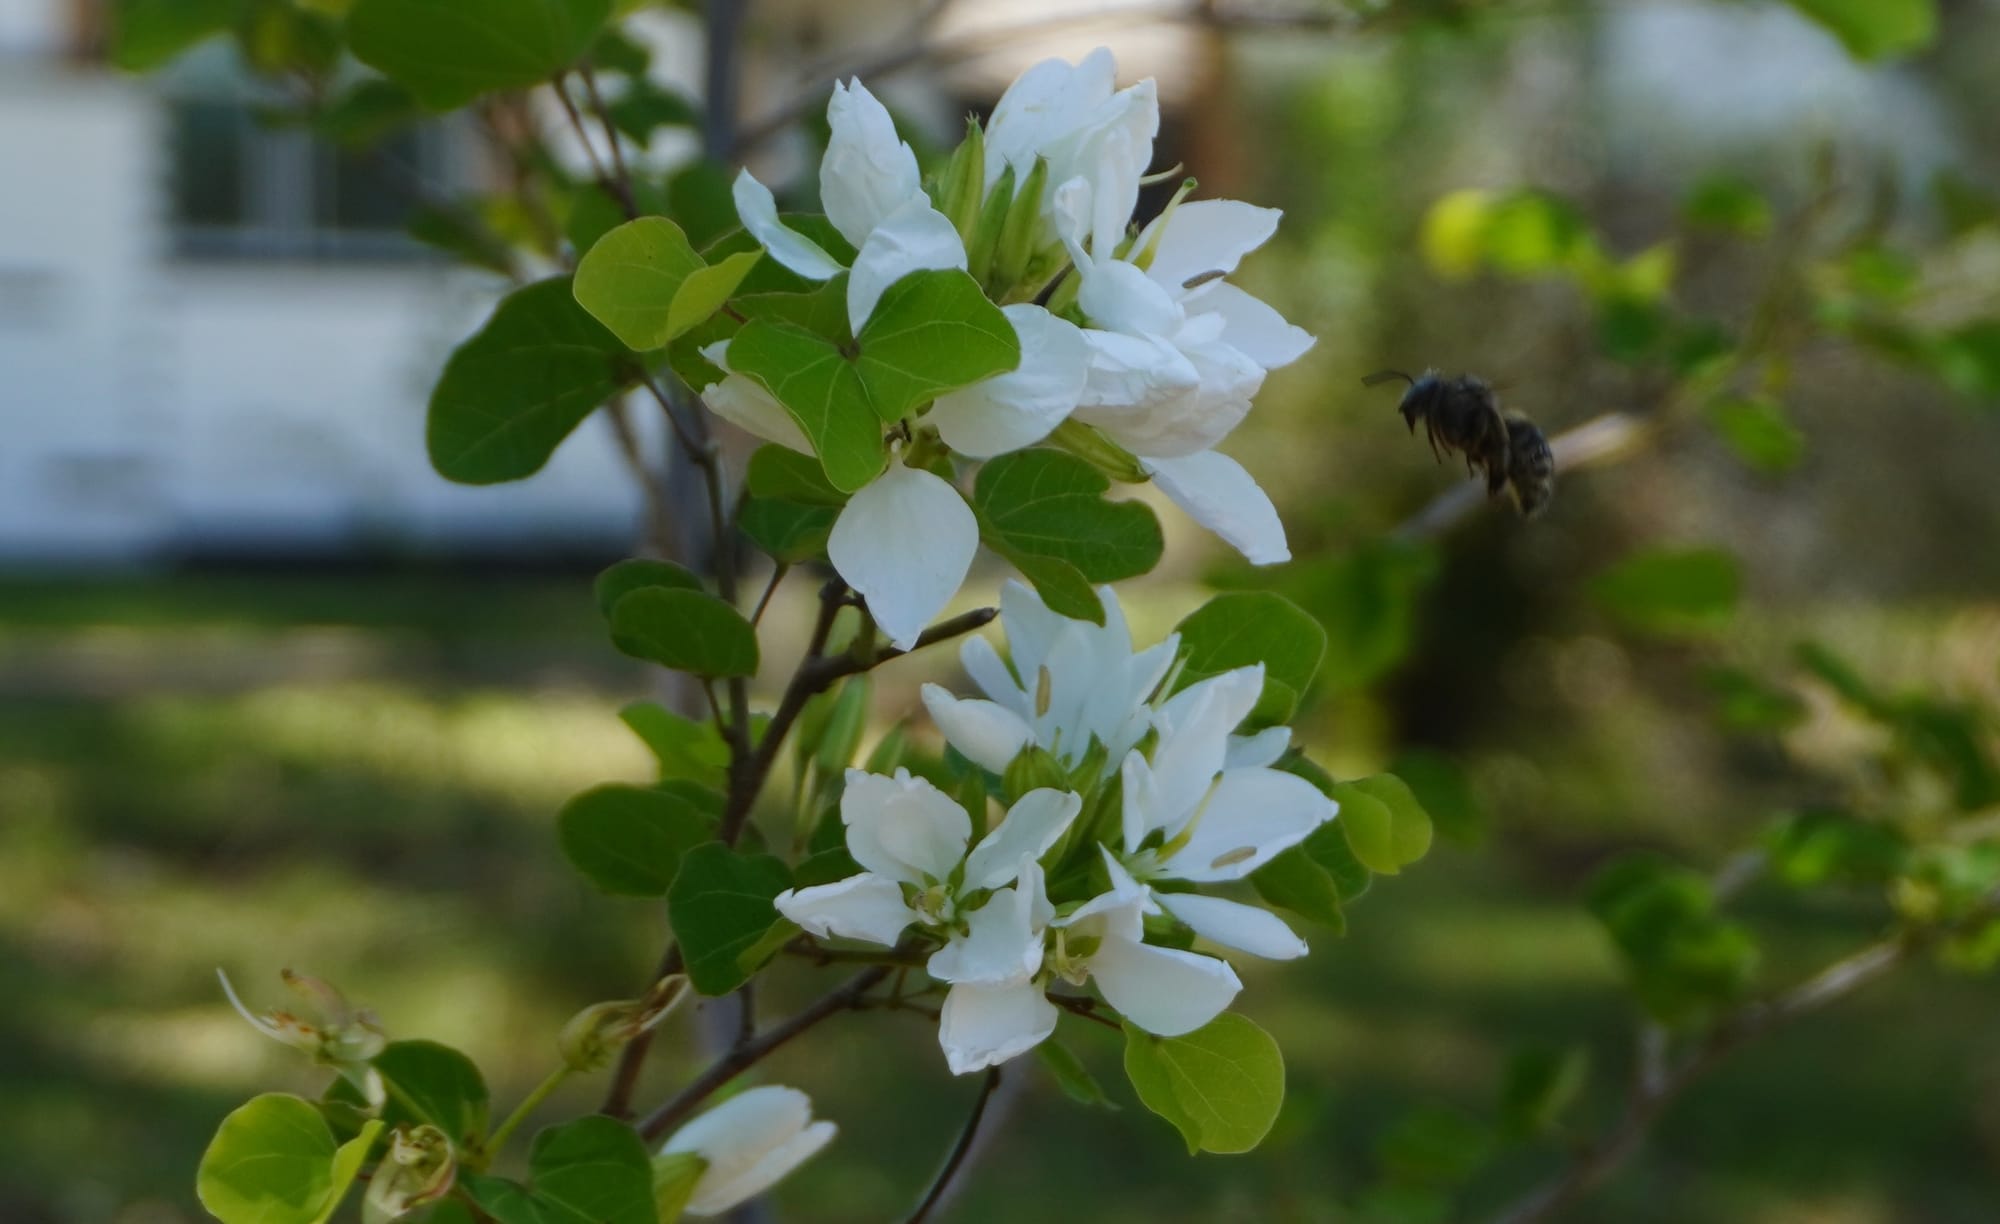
[1048,850,1242,1036]
[218,968,387,1108]
[773,769,1082,1073]
[1112,666,1338,960]
[656,1085,836,1217]
[921,580,1177,778]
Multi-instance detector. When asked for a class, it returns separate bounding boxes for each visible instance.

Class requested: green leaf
[746,445,846,505]
[559,784,717,897]
[595,559,703,617]
[1388,750,1485,846]
[1172,592,1327,728]
[740,498,838,563]
[1763,808,1907,888]
[1330,775,1432,875]
[462,1115,655,1224]
[1588,853,1758,1023]
[1590,547,1741,636]
[348,0,614,110]
[1286,541,1440,693]
[1001,551,1104,623]
[1706,395,1804,473]
[1703,666,1808,732]
[314,78,423,148]
[1682,176,1772,237]
[1038,1040,1117,1109]
[973,449,1165,607]
[1497,1046,1589,1140]
[572,218,707,350]
[727,318,886,494]
[620,703,731,788]
[608,588,759,677]
[670,252,763,341]
[428,278,631,485]
[668,843,793,995]
[852,268,1019,419]
[1376,1106,1494,1187]
[324,1041,490,1156]
[1931,319,2000,402]
[1250,847,1346,932]
[111,0,241,71]
[197,1094,380,1224]
[1785,0,1936,59]
[1122,1014,1285,1154]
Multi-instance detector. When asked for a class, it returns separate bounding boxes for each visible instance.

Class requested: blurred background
[3,0,1998,1220]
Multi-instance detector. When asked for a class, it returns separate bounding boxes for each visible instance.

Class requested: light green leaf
[608,587,759,678]
[670,251,763,340]
[1172,592,1326,728]
[853,268,1019,421]
[462,1115,656,1224]
[1706,395,1804,473]
[1330,774,1432,875]
[559,784,716,897]
[573,218,707,350]
[197,1094,380,1224]
[594,559,703,617]
[427,278,631,485]
[1122,1014,1285,1155]
[110,0,240,71]
[1785,0,1936,59]
[348,0,614,110]
[667,843,793,995]
[1591,547,1741,636]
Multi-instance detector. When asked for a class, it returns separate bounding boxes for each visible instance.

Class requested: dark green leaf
[620,703,731,788]
[559,784,716,897]
[973,449,1165,598]
[1388,750,1485,846]
[348,0,614,110]
[1497,1046,1589,1140]
[740,498,838,563]
[668,843,792,995]
[594,559,703,617]
[1591,547,1741,636]
[727,318,886,494]
[1038,1040,1117,1109]
[111,0,240,71]
[746,445,846,505]
[461,1115,655,1224]
[1706,396,1805,473]
[1251,847,1346,932]
[427,278,631,485]
[1703,666,1809,732]
[1763,808,1908,887]
[608,588,759,678]
[999,551,1104,624]
[1285,542,1440,693]
[1785,0,1936,59]
[852,268,1019,419]
[1172,591,1326,728]
[1682,176,1773,237]
[1587,853,1758,1023]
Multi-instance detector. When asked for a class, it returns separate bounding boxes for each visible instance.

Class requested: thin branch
[600,943,685,1118]
[716,580,849,845]
[636,372,713,469]
[904,1067,1004,1224]
[605,398,673,554]
[638,965,894,1140]
[1484,891,2000,1224]
[1390,410,1655,541]
[576,61,637,216]
[751,564,790,628]
[1049,992,1123,1032]
[785,936,934,967]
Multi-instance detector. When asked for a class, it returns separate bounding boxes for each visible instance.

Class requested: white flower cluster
[777,582,1338,1075]
[707,48,1314,650]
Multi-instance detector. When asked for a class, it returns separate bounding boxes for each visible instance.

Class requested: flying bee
[1364,369,1555,517]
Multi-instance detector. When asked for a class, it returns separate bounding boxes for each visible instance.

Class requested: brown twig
[1049,992,1123,1032]
[638,965,894,1140]
[905,1067,1004,1224]
[600,943,685,1118]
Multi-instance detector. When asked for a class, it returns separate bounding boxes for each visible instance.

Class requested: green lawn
[3,573,1994,1223]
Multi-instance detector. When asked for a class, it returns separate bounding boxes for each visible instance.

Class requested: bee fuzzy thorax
[1365,367,1555,519]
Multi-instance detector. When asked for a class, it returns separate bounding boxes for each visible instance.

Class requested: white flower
[826,455,979,652]
[1051,851,1242,1036]
[774,770,1081,1074]
[922,580,1176,776]
[927,304,1091,460]
[660,1085,836,1217]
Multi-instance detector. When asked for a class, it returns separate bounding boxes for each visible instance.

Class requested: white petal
[961,633,1026,713]
[926,883,1042,986]
[1141,200,1282,293]
[921,686,1033,775]
[664,1086,834,1217]
[1120,749,1166,854]
[700,342,813,452]
[1146,668,1265,836]
[731,168,843,281]
[1156,892,1308,960]
[984,47,1118,185]
[1142,450,1291,566]
[1079,258,1184,338]
[928,305,1089,459]
[846,199,967,334]
[839,768,971,884]
[964,788,1082,891]
[773,874,916,947]
[1156,664,1265,745]
[1186,281,1315,370]
[1061,846,1154,939]
[1226,726,1291,770]
[938,979,1059,1075]
[828,463,977,652]
[1088,935,1240,1037]
[821,79,923,250]
[1167,766,1336,884]
[998,578,1069,680]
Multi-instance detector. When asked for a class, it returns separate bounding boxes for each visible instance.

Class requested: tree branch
[600,943,685,1118]
[904,1067,1004,1224]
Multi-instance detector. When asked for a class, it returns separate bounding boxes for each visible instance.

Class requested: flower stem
[485,1065,572,1161]
[904,1066,1003,1223]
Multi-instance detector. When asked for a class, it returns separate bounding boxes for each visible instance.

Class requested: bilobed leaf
[427,278,631,485]
[1330,775,1431,875]
[668,843,793,995]
[973,449,1164,596]
[1785,0,1936,59]
[573,218,707,350]
[853,268,1019,420]
[1122,1014,1285,1155]
[1172,592,1327,727]
[594,559,703,617]
[461,1115,654,1224]
[559,784,716,897]
[727,318,887,494]
[620,703,730,788]
[670,251,763,340]
[197,1094,381,1224]
[110,0,240,70]
[746,445,846,506]
[1251,847,1347,932]
[1038,1040,1117,1109]
[1591,547,1740,636]
[740,498,838,563]
[348,0,613,110]
[997,549,1104,624]
[608,588,759,678]
[1389,750,1486,846]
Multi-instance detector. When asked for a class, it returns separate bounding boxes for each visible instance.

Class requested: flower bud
[363,1125,455,1224]
[659,1085,836,1217]
[1002,745,1070,807]
[558,974,690,1072]
[1047,419,1149,484]
[992,155,1049,298]
[937,116,987,243]
[966,163,1015,291]
[219,968,388,1105]
[814,677,872,777]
